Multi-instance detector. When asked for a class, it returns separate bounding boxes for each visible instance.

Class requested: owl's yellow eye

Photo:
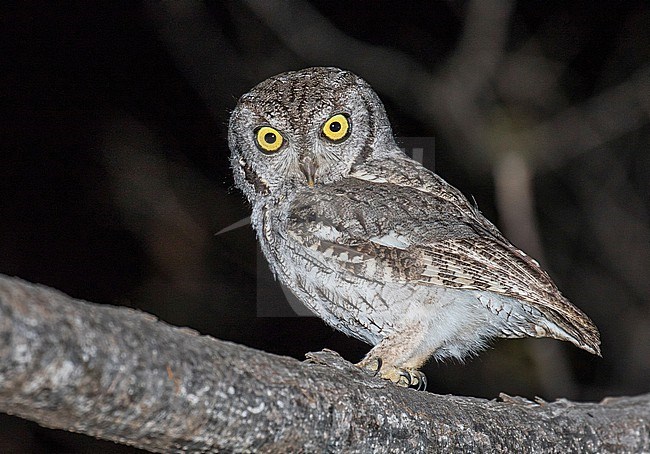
[255,126,284,153]
[322,113,350,143]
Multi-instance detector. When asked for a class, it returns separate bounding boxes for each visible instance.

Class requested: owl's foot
[357,358,427,391]
[381,366,427,391]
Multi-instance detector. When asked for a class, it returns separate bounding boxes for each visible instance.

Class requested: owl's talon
[419,373,427,391]
[357,356,383,376]
[371,357,382,376]
[398,370,411,387]
[357,360,427,390]
[413,370,427,391]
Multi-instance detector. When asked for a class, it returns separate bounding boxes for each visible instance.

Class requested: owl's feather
[287,157,600,355]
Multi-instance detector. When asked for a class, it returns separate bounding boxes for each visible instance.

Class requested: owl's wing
[287,170,600,355]
[417,237,600,353]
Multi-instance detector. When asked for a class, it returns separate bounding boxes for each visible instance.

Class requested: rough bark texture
[0,274,648,453]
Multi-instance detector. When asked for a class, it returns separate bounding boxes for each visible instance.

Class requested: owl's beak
[299,158,317,188]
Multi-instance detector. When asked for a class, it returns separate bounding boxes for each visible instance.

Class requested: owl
[228,67,600,389]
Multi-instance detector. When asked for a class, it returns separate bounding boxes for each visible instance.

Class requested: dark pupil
[264,132,276,144]
[329,121,341,132]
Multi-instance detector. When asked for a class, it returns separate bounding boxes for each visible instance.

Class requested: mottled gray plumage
[229,67,600,387]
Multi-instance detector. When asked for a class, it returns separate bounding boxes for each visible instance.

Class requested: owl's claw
[408,369,427,391]
[417,372,428,391]
[370,357,382,376]
[357,357,427,391]
[397,369,412,387]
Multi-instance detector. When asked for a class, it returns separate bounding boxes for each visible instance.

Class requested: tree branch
[0,274,648,453]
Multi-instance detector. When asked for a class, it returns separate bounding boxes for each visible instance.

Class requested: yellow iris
[322,113,350,142]
[255,126,284,153]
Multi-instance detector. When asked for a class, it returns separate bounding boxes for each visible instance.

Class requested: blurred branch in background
[575,152,650,301]
[517,65,650,171]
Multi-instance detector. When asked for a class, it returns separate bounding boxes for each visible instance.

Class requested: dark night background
[2,1,650,452]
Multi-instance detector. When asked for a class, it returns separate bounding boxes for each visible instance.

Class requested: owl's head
[229,67,396,204]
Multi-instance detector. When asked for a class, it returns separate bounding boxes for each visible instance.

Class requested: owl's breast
[252,197,425,345]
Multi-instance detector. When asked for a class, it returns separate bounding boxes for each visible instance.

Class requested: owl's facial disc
[230,67,395,198]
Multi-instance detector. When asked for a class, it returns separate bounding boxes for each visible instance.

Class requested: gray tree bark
[0,274,648,453]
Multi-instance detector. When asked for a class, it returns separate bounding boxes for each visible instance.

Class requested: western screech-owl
[228,67,600,388]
